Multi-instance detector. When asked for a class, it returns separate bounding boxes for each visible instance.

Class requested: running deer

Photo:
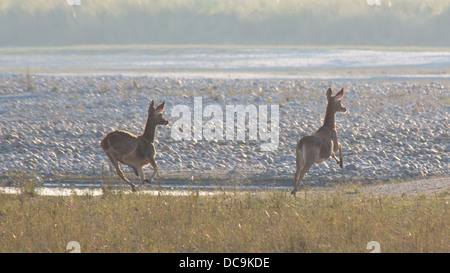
[101,100,169,192]
[291,88,347,196]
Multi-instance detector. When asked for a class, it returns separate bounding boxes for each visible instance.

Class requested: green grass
[0,187,448,253]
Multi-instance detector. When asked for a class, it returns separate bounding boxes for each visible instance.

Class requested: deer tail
[100,136,109,152]
[296,138,306,154]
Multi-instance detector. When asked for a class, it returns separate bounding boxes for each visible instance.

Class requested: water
[1,47,449,79]
[0,183,297,196]
[0,186,220,196]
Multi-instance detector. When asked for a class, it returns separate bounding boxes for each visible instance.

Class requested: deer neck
[142,116,157,143]
[323,101,336,129]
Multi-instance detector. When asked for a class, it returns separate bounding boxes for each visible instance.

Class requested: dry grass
[0,184,448,253]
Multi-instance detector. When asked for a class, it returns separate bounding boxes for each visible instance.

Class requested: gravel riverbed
[0,74,448,187]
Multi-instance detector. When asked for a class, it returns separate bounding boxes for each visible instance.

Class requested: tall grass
[0,189,448,252]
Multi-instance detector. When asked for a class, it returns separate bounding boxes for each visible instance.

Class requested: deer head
[326,88,347,113]
[148,100,169,126]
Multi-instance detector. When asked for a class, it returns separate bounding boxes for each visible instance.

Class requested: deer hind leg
[107,153,137,192]
[292,147,315,196]
[127,163,140,177]
[292,160,315,196]
[130,165,139,177]
[293,149,303,195]
[117,159,139,177]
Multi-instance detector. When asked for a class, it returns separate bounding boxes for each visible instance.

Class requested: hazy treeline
[1,0,449,47]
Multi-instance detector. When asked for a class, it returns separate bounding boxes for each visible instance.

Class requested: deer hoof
[339,161,343,169]
[144,179,153,184]
[290,189,297,196]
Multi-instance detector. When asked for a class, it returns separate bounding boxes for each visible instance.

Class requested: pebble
[0,75,448,185]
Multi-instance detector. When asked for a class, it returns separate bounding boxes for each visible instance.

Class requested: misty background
[1,0,449,47]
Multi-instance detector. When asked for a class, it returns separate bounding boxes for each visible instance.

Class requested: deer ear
[149,100,155,109]
[334,88,344,101]
[155,101,165,113]
[326,88,332,98]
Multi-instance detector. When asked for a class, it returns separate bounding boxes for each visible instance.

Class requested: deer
[101,100,169,192]
[291,88,347,196]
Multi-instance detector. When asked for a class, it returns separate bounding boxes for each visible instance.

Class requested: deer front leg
[331,144,343,168]
[148,157,161,182]
[137,167,148,188]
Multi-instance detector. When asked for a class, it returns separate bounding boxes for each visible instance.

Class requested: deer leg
[107,154,137,192]
[292,150,303,196]
[149,158,161,183]
[292,146,315,196]
[131,166,139,177]
[331,144,343,168]
[119,160,139,177]
[331,152,340,165]
[291,159,315,196]
[137,166,148,188]
[292,170,301,196]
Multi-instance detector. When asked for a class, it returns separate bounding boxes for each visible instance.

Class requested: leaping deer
[291,88,347,196]
[101,100,169,192]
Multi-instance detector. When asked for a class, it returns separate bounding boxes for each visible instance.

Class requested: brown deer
[291,88,347,196]
[101,100,169,192]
